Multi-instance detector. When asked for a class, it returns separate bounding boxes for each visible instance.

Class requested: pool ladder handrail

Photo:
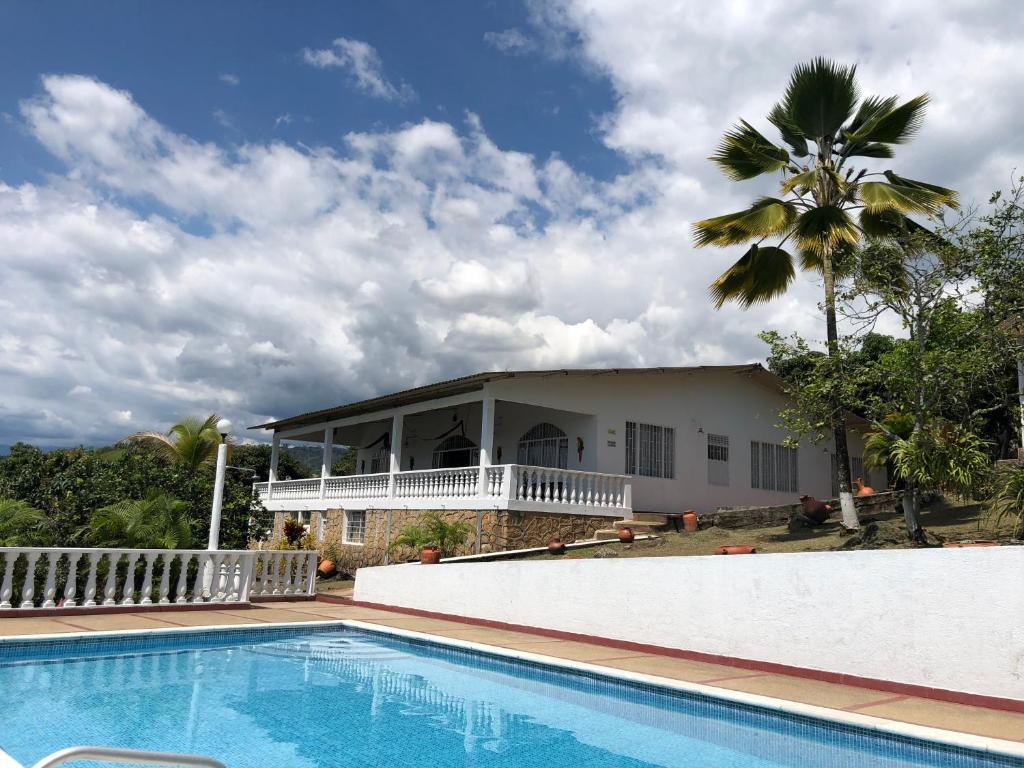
[31,746,225,768]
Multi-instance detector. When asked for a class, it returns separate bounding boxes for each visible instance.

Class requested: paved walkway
[2,600,1022,745]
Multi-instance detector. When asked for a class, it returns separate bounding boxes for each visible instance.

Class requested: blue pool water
[0,625,1019,768]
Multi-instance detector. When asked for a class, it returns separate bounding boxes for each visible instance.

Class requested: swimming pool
[0,623,1019,767]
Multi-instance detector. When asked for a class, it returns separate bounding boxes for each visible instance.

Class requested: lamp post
[207,418,232,551]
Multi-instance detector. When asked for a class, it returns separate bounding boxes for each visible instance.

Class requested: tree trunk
[822,255,860,530]
[901,487,925,543]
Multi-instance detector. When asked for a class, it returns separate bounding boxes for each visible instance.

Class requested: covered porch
[254,393,631,516]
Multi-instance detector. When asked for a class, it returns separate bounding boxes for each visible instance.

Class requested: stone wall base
[269,508,609,573]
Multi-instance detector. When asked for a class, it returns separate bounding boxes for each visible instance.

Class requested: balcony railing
[254,464,631,514]
[0,548,317,612]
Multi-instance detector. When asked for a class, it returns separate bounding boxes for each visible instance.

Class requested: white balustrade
[0,547,315,611]
[254,464,631,513]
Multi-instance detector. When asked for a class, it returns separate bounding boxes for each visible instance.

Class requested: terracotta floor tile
[423,627,564,645]
[44,613,175,631]
[497,639,650,662]
[855,697,1024,742]
[359,616,475,632]
[710,674,895,710]
[0,618,80,635]
[593,654,758,683]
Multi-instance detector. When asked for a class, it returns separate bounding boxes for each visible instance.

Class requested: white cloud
[3,3,1024,447]
[483,28,535,55]
[302,37,415,103]
[218,73,240,86]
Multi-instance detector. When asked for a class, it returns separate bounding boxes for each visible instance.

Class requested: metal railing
[0,548,317,611]
[31,746,225,767]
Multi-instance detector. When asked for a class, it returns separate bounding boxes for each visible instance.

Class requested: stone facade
[271,508,610,571]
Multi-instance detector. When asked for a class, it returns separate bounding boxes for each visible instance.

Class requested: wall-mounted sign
[607,440,617,448]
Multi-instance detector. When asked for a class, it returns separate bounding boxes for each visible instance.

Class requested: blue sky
[1,1,1022,449]
[0,1,623,187]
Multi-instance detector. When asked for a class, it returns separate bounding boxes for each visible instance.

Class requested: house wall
[354,547,1024,702]
[273,508,609,569]
[486,370,885,514]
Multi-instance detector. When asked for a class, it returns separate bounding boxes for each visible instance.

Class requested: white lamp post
[207,418,232,551]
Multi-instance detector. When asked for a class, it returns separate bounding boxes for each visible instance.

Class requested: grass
[521,498,1018,561]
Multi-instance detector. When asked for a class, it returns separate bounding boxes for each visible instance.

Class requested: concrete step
[614,519,663,531]
[630,512,668,524]
[594,528,621,540]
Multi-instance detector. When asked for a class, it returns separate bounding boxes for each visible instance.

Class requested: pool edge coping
[1,618,1022,764]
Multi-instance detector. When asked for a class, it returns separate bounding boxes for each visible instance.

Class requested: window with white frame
[750,441,799,493]
[295,510,323,539]
[344,510,366,545]
[707,433,729,486]
[625,421,675,478]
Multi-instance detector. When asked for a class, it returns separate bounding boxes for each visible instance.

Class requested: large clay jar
[854,477,876,497]
[547,540,567,555]
[420,546,442,565]
[682,511,699,533]
[715,545,756,555]
[317,559,337,578]
[618,527,635,543]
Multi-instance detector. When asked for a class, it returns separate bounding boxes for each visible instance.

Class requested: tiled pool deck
[2,599,1022,746]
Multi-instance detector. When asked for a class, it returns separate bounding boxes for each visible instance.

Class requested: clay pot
[317,559,337,578]
[715,545,756,555]
[854,477,876,497]
[618,527,635,543]
[682,511,699,533]
[547,540,567,554]
[799,495,831,524]
[420,546,442,565]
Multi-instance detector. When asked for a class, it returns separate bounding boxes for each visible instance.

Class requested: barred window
[750,441,799,493]
[626,421,675,478]
[707,433,729,486]
[344,510,366,545]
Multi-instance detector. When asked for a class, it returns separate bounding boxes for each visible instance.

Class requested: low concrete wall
[354,547,1024,702]
[709,491,897,528]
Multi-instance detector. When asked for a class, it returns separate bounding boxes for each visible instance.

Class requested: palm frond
[709,120,790,180]
[859,173,959,215]
[844,94,929,145]
[777,57,858,139]
[794,206,859,253]
[780,169,818,195]
[692,198,797,248]
[767,103,809,157]
[709,244,796,309]
[841,141,894,159]
[0,498,48,546]
[859,209,928,239]
[844,95,898,135]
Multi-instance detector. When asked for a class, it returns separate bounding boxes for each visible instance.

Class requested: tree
[119,415,229,474]
[0,498,49,546]
[88,490,197,549]
[693,58,958,529]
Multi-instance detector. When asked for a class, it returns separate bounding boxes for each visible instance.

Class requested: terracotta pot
[715,545,756,555]
[547,540,567,554]
[420,546,442,565]
[682,511,699,533]
[854,477,876,497]
[799,495,831,524]
[618,527,635,543]
[317,559,337,577]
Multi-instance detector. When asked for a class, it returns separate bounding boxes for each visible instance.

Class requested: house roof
[251,364,784,432]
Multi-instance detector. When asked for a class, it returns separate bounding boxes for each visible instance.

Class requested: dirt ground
[520,498,1020,561]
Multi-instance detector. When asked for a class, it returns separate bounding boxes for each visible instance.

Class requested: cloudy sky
[1,1,1023,449]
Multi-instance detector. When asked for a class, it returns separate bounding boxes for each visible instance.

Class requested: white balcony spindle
[83,552,100,607]
[63,551,83,607]
[1,552,17,608]
[19,551,42,608]
[42,552,59,608]
[175,554,191,603]
[158,553,173,604]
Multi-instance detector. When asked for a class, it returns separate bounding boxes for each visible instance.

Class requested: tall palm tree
[88,490,197,549]
[119,414,229,474]
[0,498,48,547]
[693,58,958,529]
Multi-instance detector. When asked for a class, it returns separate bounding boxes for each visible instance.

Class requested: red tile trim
[696,672,772,684]
[844,695,912,712]
[323,596,1024,715]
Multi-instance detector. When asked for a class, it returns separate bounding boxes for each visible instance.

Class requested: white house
[252,366,885,560]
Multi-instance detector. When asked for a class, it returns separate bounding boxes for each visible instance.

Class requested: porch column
[478,397,495,497]
[387,414,404,498]
[269,433,280,483]
[320,426,334,501]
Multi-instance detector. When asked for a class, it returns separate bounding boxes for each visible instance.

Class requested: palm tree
[693,58,958,529]
[88,490,196,549]
[119,414,229,474]
[0,498,48,546]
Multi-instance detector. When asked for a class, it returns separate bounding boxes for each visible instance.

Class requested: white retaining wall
[354,547,1024,701]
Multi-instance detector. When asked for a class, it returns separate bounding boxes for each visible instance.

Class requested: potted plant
[318,543,341,577]
[388,512,473,564]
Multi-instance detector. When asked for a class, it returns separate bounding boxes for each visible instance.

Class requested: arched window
[517,423,568,468]
[432,434,480,468]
